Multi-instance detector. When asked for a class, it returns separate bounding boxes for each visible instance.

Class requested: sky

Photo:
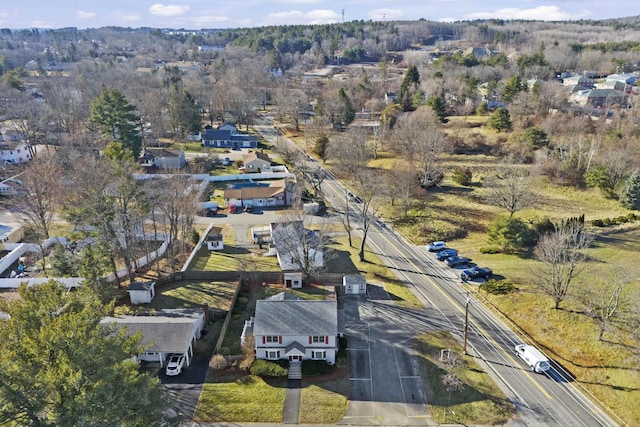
[0,1,638,30]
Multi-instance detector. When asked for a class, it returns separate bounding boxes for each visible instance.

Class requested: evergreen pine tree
[619,170,640,210]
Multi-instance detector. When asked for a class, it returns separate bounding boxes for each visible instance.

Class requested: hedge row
[591,213,639,227]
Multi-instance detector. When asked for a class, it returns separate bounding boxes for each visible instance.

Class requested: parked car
[222,157,231,166]
[244,205,253,213]
[435,248,458,260]
[444,256,469,267]
[166,354,185,376]
[426,241,446,252]
[461,266,492,281]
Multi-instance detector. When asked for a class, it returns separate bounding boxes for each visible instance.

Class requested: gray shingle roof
[253,300,337,336]
[100,309,204,354]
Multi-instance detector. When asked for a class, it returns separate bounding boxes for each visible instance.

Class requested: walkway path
[283,379,301,424]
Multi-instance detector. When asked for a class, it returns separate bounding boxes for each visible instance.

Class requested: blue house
[202,124,258,149]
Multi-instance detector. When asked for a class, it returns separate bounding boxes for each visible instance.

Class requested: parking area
[340,294,431,426]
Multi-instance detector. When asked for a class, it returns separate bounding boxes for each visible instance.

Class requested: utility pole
[463,292,471,355]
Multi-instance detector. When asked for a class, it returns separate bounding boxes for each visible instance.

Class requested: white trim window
[265,336,279,343]
[266,350,280,360]
[311,350,326,360]
[311,336,324,343]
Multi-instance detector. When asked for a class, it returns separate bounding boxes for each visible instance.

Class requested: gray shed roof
[100,308,204,354]
[253,300,337,336]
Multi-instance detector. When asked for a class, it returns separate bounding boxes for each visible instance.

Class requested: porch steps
[288,361,302,380]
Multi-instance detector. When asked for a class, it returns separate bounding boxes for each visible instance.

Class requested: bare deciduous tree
[352,168,385,262]
[386,161,419,216]
[14,155,62,240]
[392,107,448,187]
[533,220,593,310]
[484,168,537,217]
[579,267,633,341]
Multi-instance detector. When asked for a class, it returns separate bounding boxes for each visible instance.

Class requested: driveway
[339,289,434,426]
[158,350,212,421]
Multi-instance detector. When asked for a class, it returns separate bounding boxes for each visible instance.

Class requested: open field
[146,280,236,311]
[414,331,515,425]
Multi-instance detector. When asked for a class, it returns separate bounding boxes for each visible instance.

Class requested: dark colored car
[461,266,493,281]
[444,256,469,267]
[436,248,458,261]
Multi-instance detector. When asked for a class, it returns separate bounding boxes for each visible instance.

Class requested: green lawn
[194,374,286,423]
[187,245,281,272]
[414,331,514,425]
[146,280,236,311]
[299,384,349,424]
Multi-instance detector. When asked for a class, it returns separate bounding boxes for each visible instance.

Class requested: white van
[515,344,551,373]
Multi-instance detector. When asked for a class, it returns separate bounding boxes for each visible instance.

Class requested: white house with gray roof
[101,308,206,367]
[247,299,338,364]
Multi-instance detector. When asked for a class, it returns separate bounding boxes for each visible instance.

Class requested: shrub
[479,246,502,254]
[337,336,348,360]
[452,167,473,186]
[218,347,231,356]
[210,354,228,369]
[301,360,336,376]
[487,216,535,253]
[250,359,289,377]
[591,219,605,227]
[190,228,200,245]
[237,296,249,304]
[480,280,515,295]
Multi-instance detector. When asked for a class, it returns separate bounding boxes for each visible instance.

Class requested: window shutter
[279,336,282,344]
[325,336,328,344]
[262,336,265,344]
[309,336,312,344]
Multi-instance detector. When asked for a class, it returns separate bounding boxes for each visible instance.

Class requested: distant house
[140,148,186,170]
[343,274,367,295]
[384,92,397,105]
[205,226,224,251]
[101,308,207,368]
[562,75,595,89]
[0,141,31,167]
[202,124,258,149]
[243,299,339,364]
[571,89,629,108]
[127,281,156,305]
[606,73,637,85]
[242,151,272,173]
[223,179,293,208]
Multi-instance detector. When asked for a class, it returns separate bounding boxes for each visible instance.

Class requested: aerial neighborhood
[1,14,639,427]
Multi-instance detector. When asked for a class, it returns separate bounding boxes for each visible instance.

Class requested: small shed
[205,226,224,251]
[127,281,156,305]
[283,272,303,289]
[343,274,367,294]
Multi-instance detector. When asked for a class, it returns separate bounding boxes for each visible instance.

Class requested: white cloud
[149,4,190,17]
[29,20,54,28]
[368,8,404,21]
[191,15,230,26]
[77,10,97,20]
[277,0,322,3]
[264,9,341,25]
[463,5,589,21]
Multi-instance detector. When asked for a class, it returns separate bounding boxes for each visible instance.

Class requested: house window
[267,351,280,359]
[311,336,324,343]
[311,351,326,360]
[265,336,279,343]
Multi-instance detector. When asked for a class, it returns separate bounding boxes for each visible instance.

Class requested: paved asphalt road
[252,116,621,426]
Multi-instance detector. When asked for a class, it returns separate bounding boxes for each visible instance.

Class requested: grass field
[299,383,349,424]
[194,374,286,423]
[414,331,515,425]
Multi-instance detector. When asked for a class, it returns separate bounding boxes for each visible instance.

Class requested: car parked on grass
[426,241,446,252]
[435,248,458,260]
[444,256,469,267]
[461,266,492,281]
[166,354,185,376]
